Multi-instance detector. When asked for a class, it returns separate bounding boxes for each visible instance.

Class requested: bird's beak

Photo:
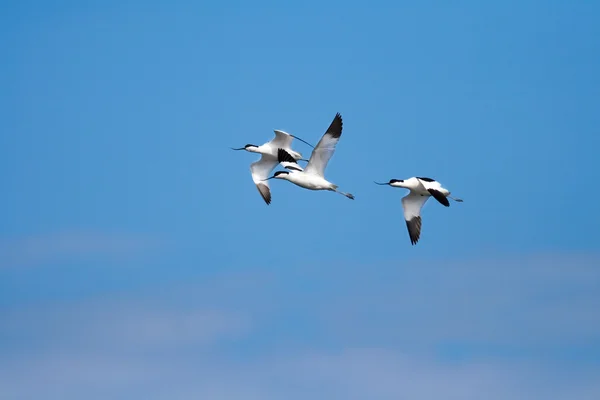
[230,147,245,151]
[373,181,390,185]
[262,176,276,181]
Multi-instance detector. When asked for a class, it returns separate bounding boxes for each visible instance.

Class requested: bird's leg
[333,189,355,200]
[449,196,463,202]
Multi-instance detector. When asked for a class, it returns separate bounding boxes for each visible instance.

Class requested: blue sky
[1,1,599,398]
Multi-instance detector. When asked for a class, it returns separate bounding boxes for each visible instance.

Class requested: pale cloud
[312,254,600,349]
[2,347,599,400]
[0,253,599,399]
[1,295,250,356]
[0,231,166,268]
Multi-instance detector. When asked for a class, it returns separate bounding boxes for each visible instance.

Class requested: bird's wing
[277,148,304,172]
[250,154,279,205]
[401,192,430,245]
[427,189,450,207]
[303,113,343,177]
[416,178,449,207]
[270,130,294,149]
[272,129,315,150]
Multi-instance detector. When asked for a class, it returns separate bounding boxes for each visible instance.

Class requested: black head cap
[274,171,289,177]
[245,144,257,148]
[390,179,404,184]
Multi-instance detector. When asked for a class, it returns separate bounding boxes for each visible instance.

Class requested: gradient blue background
[1,1,599,398]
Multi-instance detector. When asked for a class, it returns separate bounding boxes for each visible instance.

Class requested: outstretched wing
[277,148,304,172]
[250,154,278,205]
[303,113,343,177]
[401,192,430,245]
[271,129,315,150]
[270,130,294,149]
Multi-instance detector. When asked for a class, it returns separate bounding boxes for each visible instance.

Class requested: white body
[281,168,337,191]
[247,130,304,160]
[390,177,450,196]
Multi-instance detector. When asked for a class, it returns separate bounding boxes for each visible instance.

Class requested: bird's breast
[289,173,330,189]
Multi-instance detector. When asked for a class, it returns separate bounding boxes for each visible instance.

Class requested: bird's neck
[247,146,261,153]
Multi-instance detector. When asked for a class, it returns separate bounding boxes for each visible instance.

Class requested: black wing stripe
[417,177,435,182]
[277,148,298,165]
[427,189,450,207]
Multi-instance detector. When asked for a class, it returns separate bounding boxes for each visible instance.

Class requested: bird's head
[374,179,405,188]
[230,144,259,152]
[264,171,290,181]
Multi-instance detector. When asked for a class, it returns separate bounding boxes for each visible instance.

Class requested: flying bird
[264,113,354,200]
[231,130,314,205]
[374,177,463,245]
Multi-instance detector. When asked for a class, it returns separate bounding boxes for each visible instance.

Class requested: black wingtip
[406,216,422,245]
[256,183,271,205]
[277,148,297,164]
[326,113,343,139]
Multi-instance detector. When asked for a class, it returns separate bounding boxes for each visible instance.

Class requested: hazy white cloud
[0,253,599,399]
[0,231,166,268]
[2,302,250,353]
[2,346,599,400]
[311,254,600,349]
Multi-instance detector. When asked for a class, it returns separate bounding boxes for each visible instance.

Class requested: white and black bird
[374,177,463,245]
[231,130,314,205]
[264,113,354,200]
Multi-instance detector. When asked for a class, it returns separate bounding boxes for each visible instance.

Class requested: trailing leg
[334,189,354,200]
